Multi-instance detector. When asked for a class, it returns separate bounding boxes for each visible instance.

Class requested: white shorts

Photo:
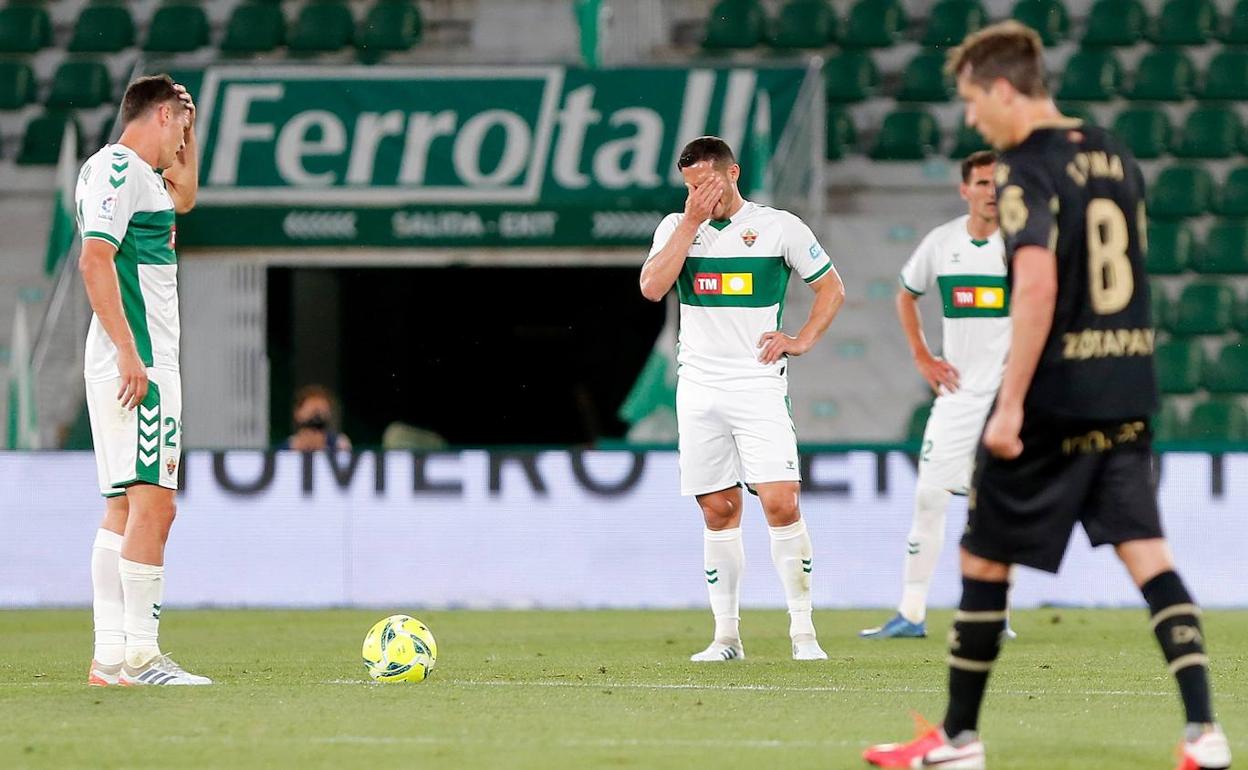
[918,391,994,494]
[676,378,800,496]
[85,368,182,497]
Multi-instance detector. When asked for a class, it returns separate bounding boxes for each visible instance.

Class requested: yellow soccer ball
[361,614,437,683]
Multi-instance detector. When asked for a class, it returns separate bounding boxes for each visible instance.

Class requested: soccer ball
[361,614,438,683]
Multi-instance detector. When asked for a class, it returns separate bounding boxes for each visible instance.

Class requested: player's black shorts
[961,412,1164,574]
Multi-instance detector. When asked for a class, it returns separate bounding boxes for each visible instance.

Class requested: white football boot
[690,640,745,662]
[120,653,212,686]
[791,635,828,661]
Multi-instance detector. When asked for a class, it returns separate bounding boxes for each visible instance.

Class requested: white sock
[898,483,953,623]
[769,518,816,639]
[703,527,744,642]
[119,557,164,667]
[90,529,125,666]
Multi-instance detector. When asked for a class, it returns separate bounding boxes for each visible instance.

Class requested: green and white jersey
[899,214,1010,396]
[649,201,833,390]
[76,143,179,382]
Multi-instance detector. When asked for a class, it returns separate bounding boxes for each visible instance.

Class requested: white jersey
[899,215,1009,396]
[649,201,834,391]
[76,143,179,382]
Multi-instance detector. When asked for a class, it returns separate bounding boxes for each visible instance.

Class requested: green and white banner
[170,65,807,247]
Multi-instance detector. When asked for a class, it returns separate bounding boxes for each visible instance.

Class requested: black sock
[943,577,1009,737]
[1141,570,1214,725]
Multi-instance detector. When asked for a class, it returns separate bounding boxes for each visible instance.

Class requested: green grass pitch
[0,609,1245,769]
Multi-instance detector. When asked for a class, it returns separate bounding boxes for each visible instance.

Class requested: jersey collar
[707,200,752,231]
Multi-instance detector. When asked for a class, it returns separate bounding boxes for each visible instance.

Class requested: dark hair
[961,150,997,182]
[293,384,337,415]
[945,21,1048,98]
[677,136,736,170]
[120,74,182,125]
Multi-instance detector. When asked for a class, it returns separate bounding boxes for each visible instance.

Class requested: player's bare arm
[639,177,723,301]
[896,289,961,393]
[757,267,846,364]
[79,239,147,409]
[982,244,1056,459]
[162,83,198,214]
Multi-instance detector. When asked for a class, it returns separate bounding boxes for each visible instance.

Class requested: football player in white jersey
[78,76,210,685]
[641,137,846,661]
[861,151,1013,639]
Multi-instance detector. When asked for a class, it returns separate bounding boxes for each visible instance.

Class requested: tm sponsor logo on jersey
[951,285,1004,309]
[693,272,753,296]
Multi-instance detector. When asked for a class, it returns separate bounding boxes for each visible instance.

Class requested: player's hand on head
[115,349,149,411]
[982,404,1024,460]
[173,83,195,122]
[917,354,960,394]
[757,331,808,364]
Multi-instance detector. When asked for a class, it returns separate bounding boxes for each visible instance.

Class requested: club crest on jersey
[98,195,117,222]
[694,272,753,296]
[166,457,177,476]
[742,228,758,248]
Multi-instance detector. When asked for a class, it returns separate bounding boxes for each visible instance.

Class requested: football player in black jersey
[864,21,1230,770]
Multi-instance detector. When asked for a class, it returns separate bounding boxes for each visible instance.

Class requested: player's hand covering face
[680,161,738,222]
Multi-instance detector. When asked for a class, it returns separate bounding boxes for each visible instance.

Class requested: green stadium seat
[47,61,112,110]
[1153,399,1183,442]
[1151,280,1171,330]
[825,107,858,160]
[357,0,423,53]
[923,0,987,47]
[1171,281,1235,335]
[1174,107,1244,160]
[1128,49,1194,102]
[289,1,354,52]
[0,61,37,110]
[1203,343,1248,393]
[1152,0,1217,44]
[1149,165,1216,220]
[1236,293,1248,334]
[221,2,285,53]
[1058,102,1098,126]
[1011,0,1069,46]
[1112,107,1172,160]
[144,3,210,53]
[1193,221,1248,274]
[17,112,82,166]
[0,4,52,53]
[703,0,767,49]
[68,3,135,53]
[1221,167,1248,216]
[843,0,907,47]
[1201,50,1248,101]
[907,401,933,441]
[1057,49,1122,102]
[950,120,990,157]
[1082,0,1149,45]
[1184,399,1248,441]
[1146,221,1195,274]
[897,50,952,102]
[825,51,877,103]
[870,108,940,160]
[770,0,838,48]
[1224,0,1248,44]
[1155,338,1204,393]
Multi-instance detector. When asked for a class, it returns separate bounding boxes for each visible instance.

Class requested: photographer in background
[281,385,352,452]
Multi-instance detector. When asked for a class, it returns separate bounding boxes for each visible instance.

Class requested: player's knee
[758,489,800,525]
[699,494,739,529]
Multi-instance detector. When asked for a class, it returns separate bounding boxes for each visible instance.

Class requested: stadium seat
[1011,0,1069,46]
[870,108,940,160]
[950,120,990,157]
[922,0,987,47]
[357,0,423,53]
[1057,49,1122,102]
[1203,343,1248,393]
[1224,0,1248,44]
[1171,281,1235,335]
[221,2,286,53]
[1152,0,1217,44]
[288,2,354,53]
[17,112,82,165]
[896,50,952,102]
[1148,165,1216,220]
[825,51,877,103]
[1155,338,1204,394]
[1184,399,1248,441]
[1112,107,1172,159]
[0,4,52,53]
[1146,221,1195,274]
[1153,399,1183,442]
[703,0,767,49]
[1174,107,1244,160]
[68,2,135,53]
[1193,221,1248,274]
[906,401,933,441]
[1128,49,1194,102]
[0,61,37,111]
[1058,102,1098,125]
[1219,167,1248,216]
[1236,293,1248,334]
[843,0,907,47]
[47,61,112,110]
[770,0,838,48]
[825,107,858,160]
[144,3,210,53]
[1201,50,1248,101]
[1082,0,1149,45]
[1151,280,1172,329]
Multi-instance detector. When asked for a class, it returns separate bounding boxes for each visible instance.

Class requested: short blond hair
[945,21,1048,97]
